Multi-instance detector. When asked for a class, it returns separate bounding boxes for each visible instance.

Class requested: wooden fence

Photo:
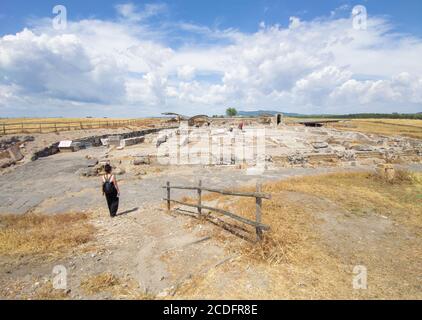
[0,119,151,135]
[163,181,271,241]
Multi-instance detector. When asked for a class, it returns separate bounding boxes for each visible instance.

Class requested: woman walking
[102,164,120,217]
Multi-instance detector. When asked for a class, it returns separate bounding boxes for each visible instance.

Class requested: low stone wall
[120,136,145,147]
[74,127,175,147]
[31,143,60,161]
[30,127,177,161]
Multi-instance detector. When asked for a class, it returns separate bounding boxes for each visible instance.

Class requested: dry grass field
[333,119,422,139]
[284,117,422,139]
[0,213,95,259]
[177,170,422,299]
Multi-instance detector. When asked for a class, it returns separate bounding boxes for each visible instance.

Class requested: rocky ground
[0,123,171,171]
[0,124,420,299]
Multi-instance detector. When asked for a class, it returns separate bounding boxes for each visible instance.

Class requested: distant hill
[297,113,422,120]
[237,111,422,120]
[238,110,302,117]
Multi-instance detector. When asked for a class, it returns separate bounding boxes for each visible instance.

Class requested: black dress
[103,175,119,217]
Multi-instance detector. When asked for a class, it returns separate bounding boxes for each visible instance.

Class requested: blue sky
[0,1,421,117]
[2,0,422,36]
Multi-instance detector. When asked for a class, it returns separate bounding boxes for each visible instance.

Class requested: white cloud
[177,65,196,80]
[0,28,126,105]
[115,2,167,22]
[1,5,422,117]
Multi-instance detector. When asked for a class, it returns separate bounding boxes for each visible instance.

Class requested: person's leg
[105,194,114,217]
[110,195,119,217]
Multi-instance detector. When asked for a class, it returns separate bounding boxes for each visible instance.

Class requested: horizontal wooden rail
[163,180,270,241]
[0,120,136,126]
[0,119,153,135]
[161,185,271,199]
[163,198,270,230]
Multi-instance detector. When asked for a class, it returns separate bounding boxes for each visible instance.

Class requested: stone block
[120,136,145,147]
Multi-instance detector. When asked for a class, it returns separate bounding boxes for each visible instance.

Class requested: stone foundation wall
[31,127,177,161]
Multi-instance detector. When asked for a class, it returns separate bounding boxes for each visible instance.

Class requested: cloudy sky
[0,0,422,117]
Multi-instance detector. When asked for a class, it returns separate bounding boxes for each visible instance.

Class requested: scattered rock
[114,168,126,175]
[0,144,24,169]
[312,142,329,149]
[133,156,150,166]
[337,150,356,161]
[288,153,308,165]
[86,159,99,167]
[0,158,15,169]
[77,167,98,177]
[0,136,34,150]
[157,288,171,298]
[8,145,24,161]
[265,155,273,162]
[156,135,168,148]
[353,145,374,152]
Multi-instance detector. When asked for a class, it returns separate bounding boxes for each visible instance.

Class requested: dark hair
[104,164,112,174]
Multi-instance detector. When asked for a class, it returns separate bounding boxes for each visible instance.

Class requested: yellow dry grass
[266,170,422,230]
[365,119,422,127]
[176,170,422,299]
[284,117,422,138]
[0,212,96,259]
[333,119,422,139]
[80,272,154,299]
[33,281,70,300]
[80,272,121,295]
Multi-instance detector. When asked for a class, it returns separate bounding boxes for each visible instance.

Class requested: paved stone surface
[1,144,421,216]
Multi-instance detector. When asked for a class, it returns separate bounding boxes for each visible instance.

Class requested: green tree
[226,107,238,117]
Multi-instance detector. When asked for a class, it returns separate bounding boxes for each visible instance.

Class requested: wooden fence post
[166,181,171,211]
[54,123,57,132]
[2,123,5,135]
[198,180,202,216]
[39,123,42,133]
[255,182,263,242]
